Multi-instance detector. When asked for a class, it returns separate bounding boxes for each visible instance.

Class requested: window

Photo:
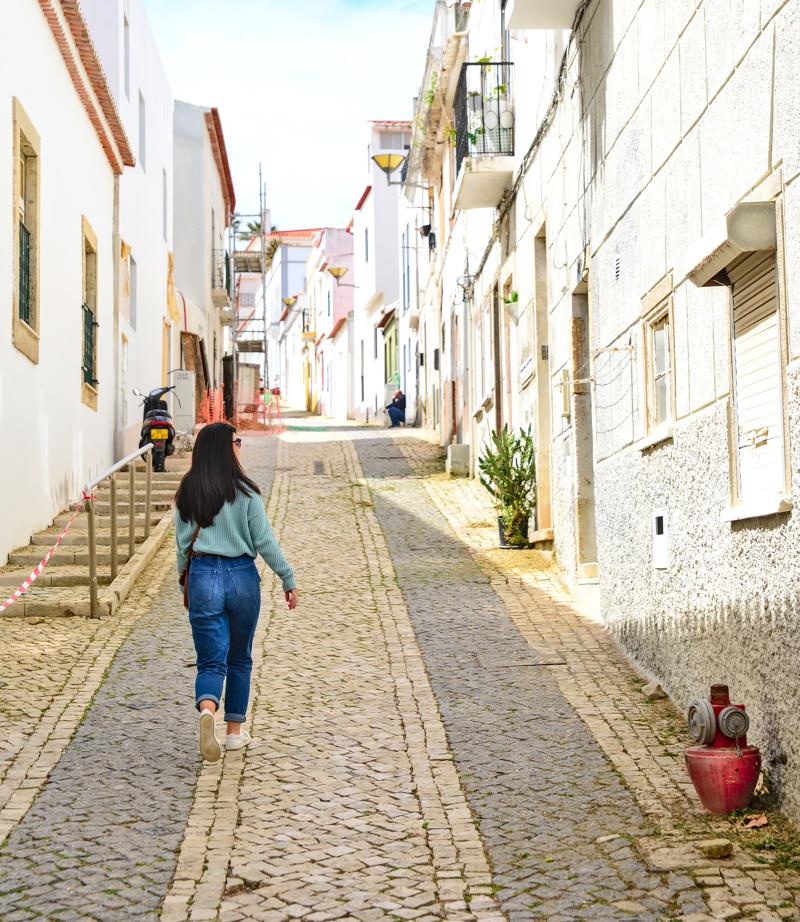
[12,99,40,363]
[373,326,378,360]
[130,254,138,329]
[360,340,365,401]
[81,217,99,408]
[643,304,673,432]
[327,290,331,318]
[728,250,786,507]
[123,15,130,98]
[138,91,146,170]
[364,228,369,263]
[162,167,168,240]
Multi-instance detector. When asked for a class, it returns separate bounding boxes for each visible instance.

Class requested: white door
[729,251,784,505]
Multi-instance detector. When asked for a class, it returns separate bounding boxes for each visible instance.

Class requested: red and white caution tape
[0,491,94,614]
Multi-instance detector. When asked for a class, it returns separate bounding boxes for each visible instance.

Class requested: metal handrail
[83,442,154,619]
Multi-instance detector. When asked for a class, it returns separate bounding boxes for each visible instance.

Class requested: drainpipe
[112,174,122,457]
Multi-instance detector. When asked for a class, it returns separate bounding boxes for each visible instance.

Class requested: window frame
[12,98,41,363]
[725,241,790,515]
[642,297,675,440]
[81,216,99,409]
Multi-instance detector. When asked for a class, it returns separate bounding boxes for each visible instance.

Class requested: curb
[101,511,173,616]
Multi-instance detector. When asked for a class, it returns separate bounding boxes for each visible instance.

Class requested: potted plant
[478,425,536,548]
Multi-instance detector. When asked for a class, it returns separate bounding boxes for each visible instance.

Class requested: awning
[686,201,777,287]
[375,308,396,330]
[329,317,347,340]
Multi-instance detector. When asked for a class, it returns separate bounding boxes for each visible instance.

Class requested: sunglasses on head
[233,437,242,447]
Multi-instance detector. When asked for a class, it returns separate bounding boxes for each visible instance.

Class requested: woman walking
[174,422,297,762]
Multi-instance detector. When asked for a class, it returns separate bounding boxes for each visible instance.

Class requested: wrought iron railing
[19,220,31,323]
[82,302,97,385]
[211,249,231,294]
[454,62,515,176]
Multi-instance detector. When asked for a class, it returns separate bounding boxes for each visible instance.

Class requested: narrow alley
[0,430,797,922]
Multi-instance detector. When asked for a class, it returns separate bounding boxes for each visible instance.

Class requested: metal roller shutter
[728,250,784,504]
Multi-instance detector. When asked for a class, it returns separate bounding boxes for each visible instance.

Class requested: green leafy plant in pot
[478,425,536,548]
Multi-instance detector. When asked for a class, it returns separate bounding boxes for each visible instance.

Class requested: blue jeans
[187,554,260,722]
[387,406,405,427]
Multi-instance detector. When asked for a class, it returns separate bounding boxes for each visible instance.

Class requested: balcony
[454,62,515,210]
[211,249,231,307]
[506,0,582,30]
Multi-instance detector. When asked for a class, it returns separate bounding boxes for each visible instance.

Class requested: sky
[142,0,433,230]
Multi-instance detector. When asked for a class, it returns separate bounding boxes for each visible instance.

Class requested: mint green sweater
[174,490,296,591]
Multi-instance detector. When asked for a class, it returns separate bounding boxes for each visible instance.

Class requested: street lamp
[327,266,359,288]
[282,295,298,309]
[371,152,428,190]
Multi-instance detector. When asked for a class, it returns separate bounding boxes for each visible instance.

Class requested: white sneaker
[199,709,221,762]
[225,729,251,751]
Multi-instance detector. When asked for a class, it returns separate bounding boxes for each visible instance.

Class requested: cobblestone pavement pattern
[2,427,800,921]
[355,436,704,921]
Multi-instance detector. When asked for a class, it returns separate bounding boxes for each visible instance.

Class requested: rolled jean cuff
[224,711,246,723]
[195,693,221,712]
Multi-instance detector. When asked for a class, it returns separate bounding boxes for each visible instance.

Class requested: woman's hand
[285,589,298,610]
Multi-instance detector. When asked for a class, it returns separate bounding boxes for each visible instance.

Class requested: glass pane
[653,323,667,375]
[655,374,668,424]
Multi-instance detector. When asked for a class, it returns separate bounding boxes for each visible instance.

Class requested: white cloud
[143,0,432,228]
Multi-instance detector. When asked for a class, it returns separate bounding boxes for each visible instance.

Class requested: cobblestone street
[0,427,799,921]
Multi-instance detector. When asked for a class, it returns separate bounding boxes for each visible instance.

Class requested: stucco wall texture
[599,365,800,818]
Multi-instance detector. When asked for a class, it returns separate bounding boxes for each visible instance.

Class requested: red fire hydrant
[685,684,761,814]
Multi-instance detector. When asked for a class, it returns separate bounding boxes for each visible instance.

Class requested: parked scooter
[133,385,177,472]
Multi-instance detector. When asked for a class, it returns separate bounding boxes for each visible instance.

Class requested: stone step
[8,546,133,567]
[54,513,162,530]
[30,532,147,548]
[0,568,111,588]
[92,501,172,515]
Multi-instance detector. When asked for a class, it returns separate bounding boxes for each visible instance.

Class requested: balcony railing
[19,220,31,323]
[211,249,231,304]
[82,302,97,385]
[454,62,515,176]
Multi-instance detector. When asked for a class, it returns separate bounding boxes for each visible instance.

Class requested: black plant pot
[498,516,529,549]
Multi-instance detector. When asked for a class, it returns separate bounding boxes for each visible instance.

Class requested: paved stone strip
[189,431,502,922]
[161,440,282,922]
[0,578,167,847]
[0,545,200,920]
[355,433,710,921]
[395,434,800,921]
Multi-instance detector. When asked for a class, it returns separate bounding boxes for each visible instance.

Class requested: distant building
[351,121,411,425]
[173,101,236,417]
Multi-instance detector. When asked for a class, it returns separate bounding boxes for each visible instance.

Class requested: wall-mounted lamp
[282,295,298,309]
[327,266,359,288]
[371,152,428,190]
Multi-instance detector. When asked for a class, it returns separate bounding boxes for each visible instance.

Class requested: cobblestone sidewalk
[1,427,799,921]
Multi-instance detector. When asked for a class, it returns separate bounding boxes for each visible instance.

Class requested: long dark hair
[175,422,261,526]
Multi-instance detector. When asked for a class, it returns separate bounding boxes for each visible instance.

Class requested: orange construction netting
[195,386,286,434]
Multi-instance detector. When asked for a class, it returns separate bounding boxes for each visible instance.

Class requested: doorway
[571,291,597,572]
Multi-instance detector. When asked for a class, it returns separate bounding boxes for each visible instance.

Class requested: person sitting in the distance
[386,389,406,428]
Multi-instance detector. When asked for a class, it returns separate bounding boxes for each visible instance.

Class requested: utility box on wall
[653,507,669,569]
[173,369,195,434]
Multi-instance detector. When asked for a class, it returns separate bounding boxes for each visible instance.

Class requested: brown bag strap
[186,524,202,565]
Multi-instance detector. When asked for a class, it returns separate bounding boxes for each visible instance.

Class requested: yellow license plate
[150,428,169,439]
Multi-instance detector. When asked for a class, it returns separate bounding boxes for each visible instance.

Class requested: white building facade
[81,0,175,453]
[351,121,411,425]
[173,101,236,419]
[407,0,800,820]
[0,0,134,563]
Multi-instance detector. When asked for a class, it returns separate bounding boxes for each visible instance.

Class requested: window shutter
[729,250,783,504]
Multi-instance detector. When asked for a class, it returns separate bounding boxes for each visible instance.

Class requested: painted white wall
[173,100,230,390]
[0,0,119,563]
[82,0,175,453]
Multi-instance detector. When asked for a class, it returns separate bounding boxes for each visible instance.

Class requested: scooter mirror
[132,387,143,397]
